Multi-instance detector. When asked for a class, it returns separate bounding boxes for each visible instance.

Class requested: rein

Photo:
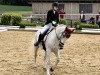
[55,28,64,48]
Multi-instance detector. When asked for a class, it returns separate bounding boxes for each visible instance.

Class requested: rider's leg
[34,33,43,46]
[34,24,51,46]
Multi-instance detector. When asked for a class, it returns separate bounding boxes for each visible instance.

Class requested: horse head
[55,25,75,49]
[64,27,75,38]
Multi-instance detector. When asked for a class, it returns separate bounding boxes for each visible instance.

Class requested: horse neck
[55,25,66,37]
[46,25,66,45]
[46,25,66,39]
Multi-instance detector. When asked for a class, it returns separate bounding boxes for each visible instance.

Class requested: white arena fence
[22,14,98,21]
[22,14,99,27]
[0,14,98,27]
[22,14,99,20]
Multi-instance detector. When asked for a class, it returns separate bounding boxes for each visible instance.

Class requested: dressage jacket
[45,9,59,24]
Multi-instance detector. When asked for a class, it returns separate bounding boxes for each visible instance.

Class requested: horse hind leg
[45,49,51,75]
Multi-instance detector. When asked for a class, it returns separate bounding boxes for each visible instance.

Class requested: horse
[33,24,74,75]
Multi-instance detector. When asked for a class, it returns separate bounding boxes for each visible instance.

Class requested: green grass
[0,5,32,11]
[0,5,32,14]
[4,11,32,14]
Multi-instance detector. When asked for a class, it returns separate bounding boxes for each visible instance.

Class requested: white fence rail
[22,14,99,20]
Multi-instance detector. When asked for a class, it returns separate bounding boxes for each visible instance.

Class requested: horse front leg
[45,49,51,75]
[50,49,60,72]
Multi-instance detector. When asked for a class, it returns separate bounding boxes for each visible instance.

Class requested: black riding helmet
[52,2,59,7]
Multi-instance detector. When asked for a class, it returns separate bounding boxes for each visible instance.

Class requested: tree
[0,0,30,6]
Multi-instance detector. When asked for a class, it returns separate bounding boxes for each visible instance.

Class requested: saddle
[41,27,64,51]
[41,28,55,51]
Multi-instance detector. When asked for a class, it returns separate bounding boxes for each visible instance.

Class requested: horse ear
[65,27,68,31]
[65,27,74,33]
[71,29,75,33]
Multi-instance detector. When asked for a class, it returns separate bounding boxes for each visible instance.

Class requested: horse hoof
[43,68,46,71]
[50,67,54,72]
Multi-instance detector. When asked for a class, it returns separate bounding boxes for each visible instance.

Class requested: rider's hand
[52,21,57,27]
[52,21,56,25]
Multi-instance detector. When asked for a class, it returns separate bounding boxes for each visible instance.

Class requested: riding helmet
[52,2,59,7]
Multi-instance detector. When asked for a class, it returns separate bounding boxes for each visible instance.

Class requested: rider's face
[53,6,58,11]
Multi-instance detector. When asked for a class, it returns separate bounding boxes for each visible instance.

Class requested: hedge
[80,23,99,29]
[1,13,11,25]
[59,19,67,25]
[11,14,22,26]
[18,22,36,28]
[18,22,45,28]
[0,13,22,25]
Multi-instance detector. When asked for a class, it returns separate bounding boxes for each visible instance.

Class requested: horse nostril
[66,34,70,38]
[60,47,63,49]
[62,43,64,45]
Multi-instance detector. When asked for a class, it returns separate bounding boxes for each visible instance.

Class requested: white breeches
[40,23,52,34]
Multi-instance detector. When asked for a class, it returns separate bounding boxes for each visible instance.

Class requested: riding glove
[52,21,57,27]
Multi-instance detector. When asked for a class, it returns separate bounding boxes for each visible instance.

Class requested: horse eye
[63,33,66,37]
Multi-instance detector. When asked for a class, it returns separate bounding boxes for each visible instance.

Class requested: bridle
[55,28,66,49]
[54,26,72,49]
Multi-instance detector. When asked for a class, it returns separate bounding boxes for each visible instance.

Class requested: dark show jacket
[45,9,59,24]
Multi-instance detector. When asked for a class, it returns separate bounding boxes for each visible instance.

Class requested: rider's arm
[52,12,59,27]
[47,10,52,23]
[56,12,59,24]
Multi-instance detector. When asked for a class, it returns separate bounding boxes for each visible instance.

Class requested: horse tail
[34,45,39,63]
[33,31,40,63]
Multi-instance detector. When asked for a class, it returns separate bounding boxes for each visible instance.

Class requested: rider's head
[52,2,58,11]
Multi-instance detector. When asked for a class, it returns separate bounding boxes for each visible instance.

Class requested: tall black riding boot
[34,34,43,46]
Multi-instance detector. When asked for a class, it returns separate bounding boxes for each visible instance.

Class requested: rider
[34,2,59,46]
